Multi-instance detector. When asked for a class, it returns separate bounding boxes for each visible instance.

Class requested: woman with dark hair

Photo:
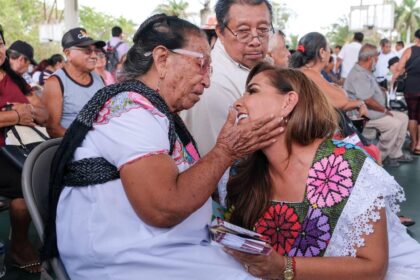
[0,24,48,273]
[290,32,367,115]
[394,29,420,154]
[32,54,64,86]
[43,14,283,279]
[221,62,420,280]
[290,32,381,163]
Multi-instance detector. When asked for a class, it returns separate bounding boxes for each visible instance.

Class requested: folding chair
[21,138,70,280]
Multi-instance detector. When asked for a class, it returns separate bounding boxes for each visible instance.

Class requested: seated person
[344,43,412,167]
[42,14,283,280]
[220,62,420,280]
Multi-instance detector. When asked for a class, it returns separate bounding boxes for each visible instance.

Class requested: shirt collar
[213,40,251,71]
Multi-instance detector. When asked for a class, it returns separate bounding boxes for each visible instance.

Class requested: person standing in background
[336,32,364,80]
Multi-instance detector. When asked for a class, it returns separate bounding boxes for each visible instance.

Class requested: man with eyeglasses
[42,27,105,138]
[183,0,273,156]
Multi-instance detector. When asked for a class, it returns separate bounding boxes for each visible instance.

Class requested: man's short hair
[415,29,420,39]
[112,26,123,37]
[353,32,364,43]
[396,41,404,47]
[335,45,342,50]
[358,43,377,61]
[215,0,273,31]
[380,38,390,47]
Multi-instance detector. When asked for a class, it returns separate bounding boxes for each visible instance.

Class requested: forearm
[341,99,362,111]
[46,124,66,138]
[0,111,19,127]
[32,105,48,126]
[295,256,387,280]
[176,146,233,212]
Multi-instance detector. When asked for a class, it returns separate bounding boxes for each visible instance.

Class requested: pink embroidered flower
[306,154,353,208]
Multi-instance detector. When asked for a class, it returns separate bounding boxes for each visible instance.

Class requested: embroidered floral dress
[57,91,257,280]
[254,140,366,257]
[219,139,420,279]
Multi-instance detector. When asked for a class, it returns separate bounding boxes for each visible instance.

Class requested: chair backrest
[21,138,70,280]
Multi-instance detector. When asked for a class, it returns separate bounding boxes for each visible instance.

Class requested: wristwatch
[283,257,295,280]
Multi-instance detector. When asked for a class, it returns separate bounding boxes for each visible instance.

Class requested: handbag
[395,51,420,93]
[0,125,49,171]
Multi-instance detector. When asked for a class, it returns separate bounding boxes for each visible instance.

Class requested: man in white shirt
[182,0,272,155]
[374,38,397,89]
[336,32,364,79]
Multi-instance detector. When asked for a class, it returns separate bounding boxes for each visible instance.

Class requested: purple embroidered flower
[288,208,330,257]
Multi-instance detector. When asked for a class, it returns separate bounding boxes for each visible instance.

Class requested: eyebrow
[246,82,259,89]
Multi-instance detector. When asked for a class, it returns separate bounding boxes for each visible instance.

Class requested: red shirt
[0,74,29,146]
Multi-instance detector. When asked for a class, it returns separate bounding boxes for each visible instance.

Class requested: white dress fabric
[56,91,256,280]
[323,158,420,279]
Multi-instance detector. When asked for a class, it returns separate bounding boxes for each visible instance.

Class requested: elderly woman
[0,24,48,273]
[221,63,420,280]
[42,15,283,279]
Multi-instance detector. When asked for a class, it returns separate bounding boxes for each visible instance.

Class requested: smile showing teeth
[235,113,249,125]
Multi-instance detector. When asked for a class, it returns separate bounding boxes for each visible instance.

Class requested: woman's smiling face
[234,72,288,124]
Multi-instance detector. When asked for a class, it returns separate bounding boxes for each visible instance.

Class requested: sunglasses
[170,48,212,75]
[69,47,102,56]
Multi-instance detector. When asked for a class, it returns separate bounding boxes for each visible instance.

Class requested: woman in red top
[0,24,48,273]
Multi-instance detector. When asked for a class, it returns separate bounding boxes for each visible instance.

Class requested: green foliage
[154,0,194,19]
[0,0,61,63]
[394,0,420,42]
[271,0,294,31]
[289,34,299,50]
[79,6,137,42]
[325,16,353,47]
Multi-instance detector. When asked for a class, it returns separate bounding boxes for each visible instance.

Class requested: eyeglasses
[224,25,272,44]
[170,48,212,75]
[69,47,102,56]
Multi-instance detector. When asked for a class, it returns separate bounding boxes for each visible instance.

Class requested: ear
[152,45,169,78]
[282,91,299,117]
[215,25,225,45]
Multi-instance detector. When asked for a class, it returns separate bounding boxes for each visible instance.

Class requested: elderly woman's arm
[226,207,388,280]
[26,92,48,126]
[41,76,66,137]
[0,103,35,127]
[120,110,284,228]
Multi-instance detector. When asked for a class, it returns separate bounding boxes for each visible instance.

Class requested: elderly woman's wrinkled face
[0,35,6,66]
[163,35,211,112]
[234,72,289,124]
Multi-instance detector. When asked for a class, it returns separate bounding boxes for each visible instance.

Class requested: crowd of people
[1,0,420,278]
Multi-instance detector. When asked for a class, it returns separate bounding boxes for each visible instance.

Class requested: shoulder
[95,91,167,125]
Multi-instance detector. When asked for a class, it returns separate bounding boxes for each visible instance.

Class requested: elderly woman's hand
[215,108,284,160]
[224,247,285,279]
[11,103,35,126]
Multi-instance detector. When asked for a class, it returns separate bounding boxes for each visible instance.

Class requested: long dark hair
[289,32,328,69]
[226,62,337,230]
[0,29,31,95]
